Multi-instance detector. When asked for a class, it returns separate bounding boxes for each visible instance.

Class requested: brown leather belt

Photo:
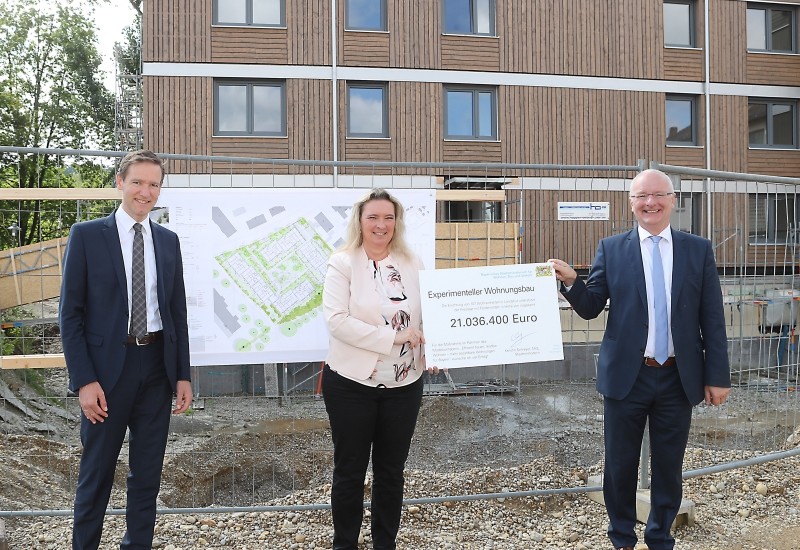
[644,356,676,367]
[126,331,163,346]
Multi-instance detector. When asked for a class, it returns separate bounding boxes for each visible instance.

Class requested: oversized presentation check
[419,263,564,369]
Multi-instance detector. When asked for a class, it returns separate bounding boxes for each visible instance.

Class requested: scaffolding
[113,43,143,151]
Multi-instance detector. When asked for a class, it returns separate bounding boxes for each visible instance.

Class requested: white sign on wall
[557,202,610,221]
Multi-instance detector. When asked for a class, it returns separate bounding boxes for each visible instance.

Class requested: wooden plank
[0,354,66,370]
[436,190,506,202]
[0,188,120,200]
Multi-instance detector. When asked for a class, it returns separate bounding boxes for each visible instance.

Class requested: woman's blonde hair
[341,188,412,258]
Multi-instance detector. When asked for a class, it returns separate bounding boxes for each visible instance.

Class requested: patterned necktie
[130,222,147,338]
[650,236,669,364]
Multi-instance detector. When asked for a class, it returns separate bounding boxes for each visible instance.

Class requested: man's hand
[173,380,193,414]
[704,385,731,406]
[79,381,108,424]
[548,258,578,288]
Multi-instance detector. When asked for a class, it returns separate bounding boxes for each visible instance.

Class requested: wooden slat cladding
[665,147,706,168]
[341,140,393,166]
[441,36,500,71]
[145,79,332,173]
[208,79,333,170]
[663,48,704,81]
[144,0,211,62]
[341,32,390,67]
[709,0,746,82]
[709,95,747,173]
[746,53,800,87]
[442,141,503,164]
[211,28,289,64]
[339,81,440,169]
[500,87,661,172]
[287,79,333,163]
[499,0,661,78]
[210,137,289,170]
[393,82,441,166]
[389,0,439,68]
[522,190,636,268]
[287,0,331,65]
[143,76,212,174]
[746,245,796,268]
[747,150,800,178]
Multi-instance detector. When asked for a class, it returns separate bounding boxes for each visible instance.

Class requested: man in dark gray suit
[60,150,192,549]
[550,169,730,550]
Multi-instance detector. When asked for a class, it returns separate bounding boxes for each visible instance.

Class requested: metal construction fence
[1,147,800,528]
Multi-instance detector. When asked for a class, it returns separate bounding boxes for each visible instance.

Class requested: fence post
[0,518,8,550]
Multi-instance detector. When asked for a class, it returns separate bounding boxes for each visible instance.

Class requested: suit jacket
[323,247,425,380]
[563,228,730,405]
[59,211,191,394]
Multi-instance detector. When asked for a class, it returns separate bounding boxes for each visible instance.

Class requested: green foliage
[0,0,116,247]
[0,306,36,355]
[116,14,141,76]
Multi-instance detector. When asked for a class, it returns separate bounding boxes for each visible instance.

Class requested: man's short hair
[117,150,166,183]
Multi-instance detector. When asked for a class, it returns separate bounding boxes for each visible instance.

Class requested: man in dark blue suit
[60,150,193,549]
[550,169,730,550]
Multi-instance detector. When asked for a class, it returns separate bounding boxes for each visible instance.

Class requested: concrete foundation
[586,475,696,529]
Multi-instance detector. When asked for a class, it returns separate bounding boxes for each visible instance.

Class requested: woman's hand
[394,327,425,348]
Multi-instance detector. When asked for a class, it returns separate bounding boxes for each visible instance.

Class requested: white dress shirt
[637,225,674,358]
[115,208,163,334]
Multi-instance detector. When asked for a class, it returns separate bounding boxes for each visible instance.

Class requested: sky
[90,0,137,91]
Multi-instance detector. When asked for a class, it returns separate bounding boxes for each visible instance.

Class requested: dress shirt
[115,208,163,333]
[637,225,674,359]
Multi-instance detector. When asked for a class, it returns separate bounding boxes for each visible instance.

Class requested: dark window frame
[346,82,389,138]
[212,0,286,27]
[665,95,698,146]
[748,98,798,149]
[444,86,498,141]
[663,0,696,47]
[747,3,797,53]
[748,193,800,245]
[213,80,287,137]
[442,0,497,37]
[345,0,387,31]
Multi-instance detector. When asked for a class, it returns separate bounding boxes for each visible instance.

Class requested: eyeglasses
[629,192,674,201]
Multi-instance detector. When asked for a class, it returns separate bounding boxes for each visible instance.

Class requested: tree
[0,0,115,248]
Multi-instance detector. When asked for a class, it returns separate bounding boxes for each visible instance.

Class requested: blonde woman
[322,188,429,550]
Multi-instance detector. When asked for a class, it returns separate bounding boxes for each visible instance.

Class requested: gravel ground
[2,373,800,549]
[4,450,800,549]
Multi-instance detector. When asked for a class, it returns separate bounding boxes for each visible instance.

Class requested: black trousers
[322,365,423,550]
[72,341,173,550]
[603,361,692,550]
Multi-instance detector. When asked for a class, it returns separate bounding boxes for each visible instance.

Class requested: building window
[441,178,507,222]
[443,0,495,36]
[749,194,800,244]
[347,84,388,137]
[666,95,697,145]
[747,4,796,52]
[445,87,497,140]
[671,192,699,234]
[749,99,796,148]
[346,0,386,31]
[663,1,695,47]
[214,81,286,136]
[214,0,285,27]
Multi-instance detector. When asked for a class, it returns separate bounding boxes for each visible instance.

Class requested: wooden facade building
[142,0,800,270]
